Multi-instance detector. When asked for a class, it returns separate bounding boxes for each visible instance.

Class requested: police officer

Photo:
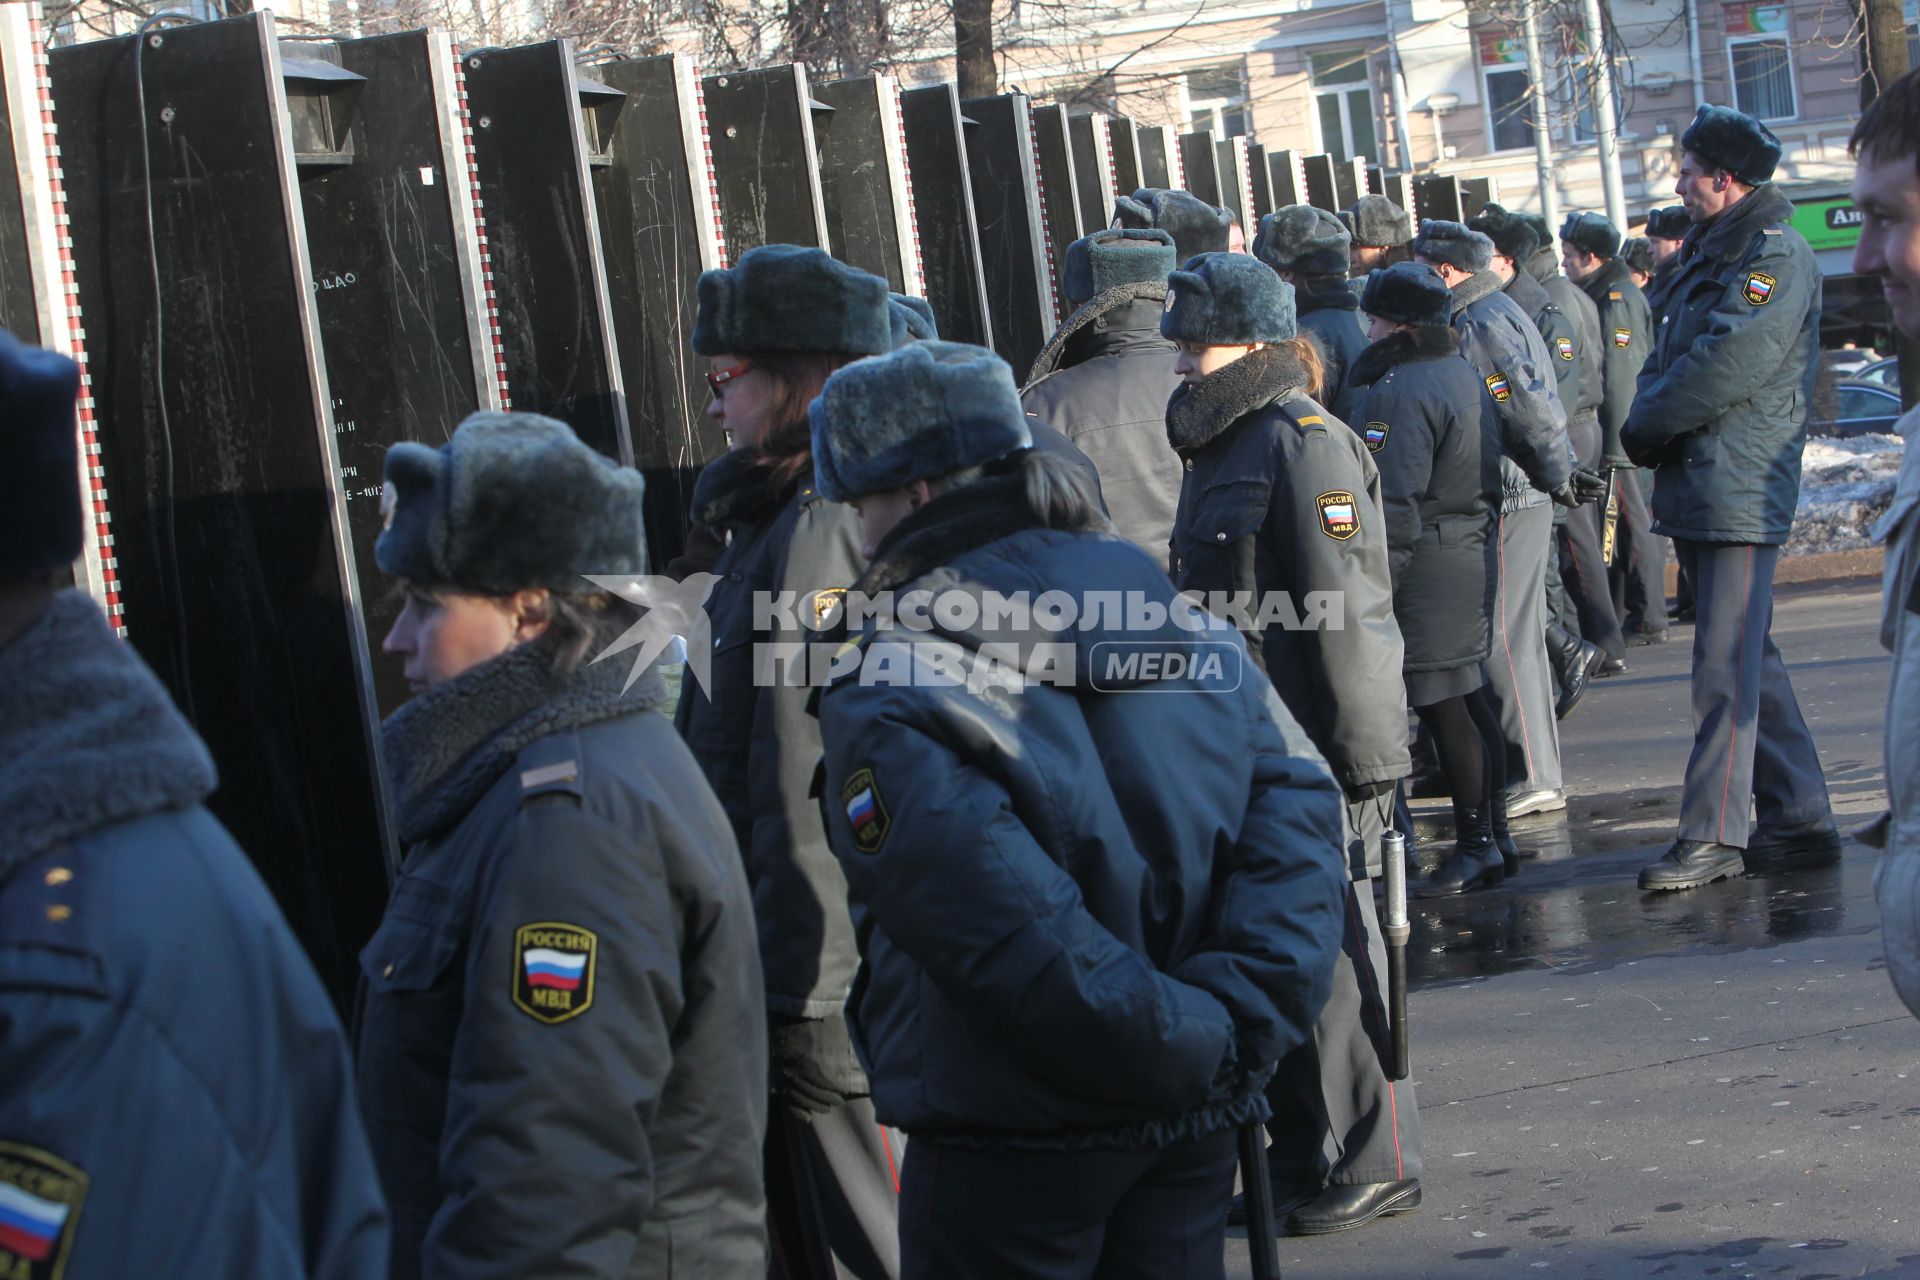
[1623,237,1657,291]
[1159,254,1421,1233]
[1023,228,1185,556]
[360,413,767,1278]
[1644,205,1692,310]
[0,329,389,1278]
[1111,186,1234,262]
[808,340,1350,1278]
[1343,193,1416,277]
[1254,204,1369,404]
[1622,104,1842,891]
[676,245,903,1275]
[1413,220,1604,820]
[1562,211,1669,647]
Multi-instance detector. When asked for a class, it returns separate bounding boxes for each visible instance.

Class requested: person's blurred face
[1365,314,1406,341]
[850,480,933,560]
[383,584,549,692]
[1561,240,1603,283]
[1630,267,1651,289]
[1415,255,1471,289]
[1172,341,1262,384]
[1676,151,1745,224]
[705,353,776,451]
[1648,235,1683,266]
[1487,252,1517,284]
[1351,243,1389,275]
[1853,148,1920,338]
[1228,221,1248,254]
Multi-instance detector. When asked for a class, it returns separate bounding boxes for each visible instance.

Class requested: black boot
[1492,796,1528,874]
[1418,808,1503,897]
[1545,622,1603,719]
[1638,839,1744,891]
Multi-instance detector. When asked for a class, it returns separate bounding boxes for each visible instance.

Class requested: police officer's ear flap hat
[692,244,894,358]
[1161,251,1297,347]
[1680,103,1783,185]
[1062,228,1177,305]
[0,328,83,581]
[1621,236,1656,275]
[888,293,939,348]
[1411,219,1495,274]
[1560,211,1623,259]
[377,412,647,593]
[1464,203,1539,263]
[1361,261,1454,328]
[810,340,1033,503]
[1111,188,1233,263]
[1645,205,1691,240]
[1253,205,1352,276]
[1345,194,1414,248]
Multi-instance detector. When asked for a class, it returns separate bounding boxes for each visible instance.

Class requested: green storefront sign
[1790,197,1864,252]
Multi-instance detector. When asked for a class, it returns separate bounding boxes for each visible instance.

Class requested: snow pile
[1789,432,1905,555]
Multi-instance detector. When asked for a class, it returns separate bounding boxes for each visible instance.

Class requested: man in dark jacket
[1415,220,1603,819]
[1023,228,1184,557]
[1563,211,1669,645]
[1254,205,1369,405]
[1622,104,1840,892]
[810,340,1349,1277]
[0,328,390,1279]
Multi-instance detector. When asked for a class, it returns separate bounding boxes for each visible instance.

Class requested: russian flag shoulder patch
[0,1140,86,1277]
[1744,272,1776,305]
[1316,489,1360,541]
[1485,372,1513,402]
[1363,422,1390,453]
[513,922,598,1024]
[841,767,892,853]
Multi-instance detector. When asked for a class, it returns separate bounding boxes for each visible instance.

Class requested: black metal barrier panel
[900,83,991,348]
[1268,149,1305,208]
[1067,111,1115,238]
[1179,128,1220,205]
[51,11,392,1010]
[289,30,499,721]
[1384,172,1417,221]
[1030,102,1082,277]
[590,53,728,573]
[1137,123,1178,190]
[701,63,829,253]
[962,92,1056,376]
[1217,135,1250,223]
[1459,176,1497,221]
[463,40,631,464]
[815,73,924,296]
[1367,164,1383,195]
[0,9,38,341]
[1334,157,1367,208]
[1107,116,1141,194]
[1414,174,1463,223]
[1302,154,1337,212]
[1247,143,1275,223]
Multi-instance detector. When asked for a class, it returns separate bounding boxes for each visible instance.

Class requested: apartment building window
[1724,2,1795,121]
[1479,32,1534,152]
[1310,51,1378,162]
[1185,62,1251,137]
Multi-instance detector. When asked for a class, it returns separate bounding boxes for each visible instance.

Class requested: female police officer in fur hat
[1161,253,1423,1234]
[678,243,905,1277]
[359,412,767,1279]
[807,339,1347,1276]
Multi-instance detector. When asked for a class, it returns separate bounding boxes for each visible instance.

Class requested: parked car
[1856,357,1900,391]
[1810,380,1903,437]
[1821,347,1883,380]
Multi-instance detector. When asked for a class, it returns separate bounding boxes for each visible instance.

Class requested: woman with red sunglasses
[674,244,904,1279]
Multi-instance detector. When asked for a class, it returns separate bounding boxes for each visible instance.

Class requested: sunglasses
[706,361,753,398]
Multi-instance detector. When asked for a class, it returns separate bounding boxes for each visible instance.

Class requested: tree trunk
[1862,0,1912,104]
[954,0,994,100]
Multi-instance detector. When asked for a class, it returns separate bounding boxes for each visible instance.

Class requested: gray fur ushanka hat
[810,340,1032,502]
[0,327,82,580]
[1111,188,1233,262]
[1560,211,1623,258]
[692,244,893,357]
[1644,206,1691,241]
[1361,262,1453,328]
[1062,228,1177,305]
[1411,219,1494,274]
[1680,103,1782,185]
[1254,205,1351,276]
[1464,204,1538,263]
[1345,194,1414,247]
[888,293,939,347]
[377,412,646,592]
[1161,252,1297,346]
[1621,237,1655,275]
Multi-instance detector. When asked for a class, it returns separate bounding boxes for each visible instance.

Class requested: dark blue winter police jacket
[815,474,1348,1150]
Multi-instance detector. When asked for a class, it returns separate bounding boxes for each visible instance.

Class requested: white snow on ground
[1789,431,1905,554]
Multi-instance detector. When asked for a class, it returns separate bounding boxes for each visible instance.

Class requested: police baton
[1600,467,1621,567]
[1381,829,1411,1080]
[1237,1121,1283,1280]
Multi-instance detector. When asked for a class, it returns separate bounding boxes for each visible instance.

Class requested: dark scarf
[855,466,1069,597]
[1347,325,1461,388]
[690,417,811,530]
[1165,343,1311,452]
[1294,273,1361,313]
[378,613,666,845]
[0,591,217,876]
[1025,281,1169,383]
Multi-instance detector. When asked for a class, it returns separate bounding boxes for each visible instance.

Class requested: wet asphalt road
[1227,581,1920,1279]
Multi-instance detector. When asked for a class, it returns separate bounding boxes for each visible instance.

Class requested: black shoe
[1670,605,1695,624]
[1417,842,1504,897]
[1505,787,1567,818]
[1228,1181,1323,1228]
[1638,839,1744,891]
[1594,654,1629,677]
[1285,1180,1422,1236]
[1625,623,1669,647]
[1545,623,1602,719]
[1742,817,1843,873]
[1496,832,1523,875]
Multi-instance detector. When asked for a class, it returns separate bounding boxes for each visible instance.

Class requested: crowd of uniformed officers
[0,93,1849,1280]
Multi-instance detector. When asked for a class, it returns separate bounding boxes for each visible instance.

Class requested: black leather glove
[1344,780,1396,803]
[769,1014,869,1115]
[1551,468,1607,508]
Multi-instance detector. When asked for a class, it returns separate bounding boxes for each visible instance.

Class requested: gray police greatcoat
[1449,270,1571,512]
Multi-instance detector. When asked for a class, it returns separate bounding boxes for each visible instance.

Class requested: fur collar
[379,613,666,845]
[691,418,811,529]
[1692,183,1794,263]
[1577,255,1635,304]
[1026,281,1169,383]
[0,591,217,877]
[855,470,1062,596]
[1449,268,1504,314]
[1524,246,1561,286]
[1165,343,1310,452]
[1348,326,1461,387]
[1502,264,1550,320]
[1294,274,1360,314]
